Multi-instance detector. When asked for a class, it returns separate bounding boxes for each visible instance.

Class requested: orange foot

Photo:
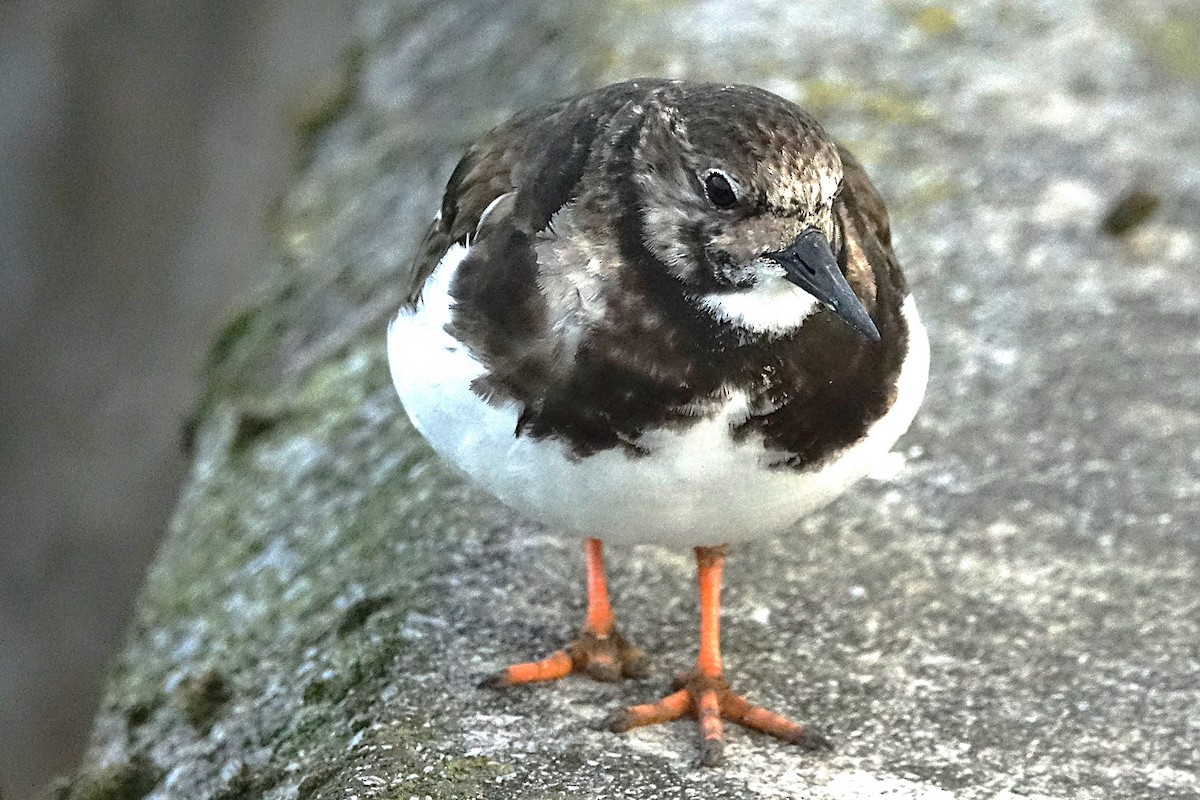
[483,628,649,687]
[607,669,831,767]
[485,537,648,687]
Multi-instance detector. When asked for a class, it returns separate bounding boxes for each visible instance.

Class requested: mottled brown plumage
[402,79,908,465]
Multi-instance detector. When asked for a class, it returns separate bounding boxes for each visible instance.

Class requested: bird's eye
[702,170,739,209]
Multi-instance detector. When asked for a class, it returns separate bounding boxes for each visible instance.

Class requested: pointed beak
[764,228,880,342]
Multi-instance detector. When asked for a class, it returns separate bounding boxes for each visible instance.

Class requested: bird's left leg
[607,544,830,766]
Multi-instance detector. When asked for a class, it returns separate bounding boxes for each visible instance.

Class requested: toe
[488,650,575,687]
[607,689,691,732]
[721,690,829,751]
[696,688,724,764]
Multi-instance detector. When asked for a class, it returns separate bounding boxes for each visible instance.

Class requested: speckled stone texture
[61,1,1199,798]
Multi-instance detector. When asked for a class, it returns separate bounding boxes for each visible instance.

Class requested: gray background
[0,2,351,796]
[6,0,1200,798]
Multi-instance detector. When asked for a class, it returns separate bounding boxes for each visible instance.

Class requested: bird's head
[625,83,878,341]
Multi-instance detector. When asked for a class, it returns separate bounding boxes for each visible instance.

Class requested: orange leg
[485,537,648,687]
[608,544,830,766]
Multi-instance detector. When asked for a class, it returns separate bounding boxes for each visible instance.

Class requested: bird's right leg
[485,537,649,686]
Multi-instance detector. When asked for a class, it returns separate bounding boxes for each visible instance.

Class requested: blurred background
[0,2,352,796]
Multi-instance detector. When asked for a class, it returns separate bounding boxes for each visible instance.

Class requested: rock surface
[62,0,1200,798]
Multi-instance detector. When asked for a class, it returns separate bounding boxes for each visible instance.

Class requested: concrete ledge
[60,1,1200,798]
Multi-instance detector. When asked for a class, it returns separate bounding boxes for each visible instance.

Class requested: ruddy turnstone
[388,79,929,766]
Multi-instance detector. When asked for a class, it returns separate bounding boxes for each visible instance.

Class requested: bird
[387,78,929,766]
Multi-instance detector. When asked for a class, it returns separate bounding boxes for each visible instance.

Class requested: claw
[607,688,689,732]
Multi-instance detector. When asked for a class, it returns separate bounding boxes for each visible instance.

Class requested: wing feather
[834,143,908,306]
[399,81,672,307]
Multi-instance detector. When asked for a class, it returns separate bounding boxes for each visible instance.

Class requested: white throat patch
[698,275,820,336]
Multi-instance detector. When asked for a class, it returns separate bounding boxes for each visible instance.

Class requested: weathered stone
[69,0,1200,798]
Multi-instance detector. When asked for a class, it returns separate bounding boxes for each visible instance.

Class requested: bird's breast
[387,242,929,545]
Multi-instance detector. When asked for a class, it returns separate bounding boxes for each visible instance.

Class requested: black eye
[702,170,739,209]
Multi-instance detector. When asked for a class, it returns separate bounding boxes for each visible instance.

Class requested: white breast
[388,243,930,547]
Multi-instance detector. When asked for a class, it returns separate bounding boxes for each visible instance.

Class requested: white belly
[387,244,930,547]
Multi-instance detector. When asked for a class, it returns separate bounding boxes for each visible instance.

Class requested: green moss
[913,6,958,37]
[382,757,504,799]
[291,73,354,143]
[58,757,160,800]
[1129,11,1200,84]
[173,668,232,734]
[210,763,286,800]
[331,725,514,800]
[800,79,934,126]
[336,594,394,637]
[1142,13,1200,82]
[889,175,963,219]
[289,35,372,167]
[206,308,261,375]
[295,762,342,799]
[122,698,155,730]
[301,642,398,707]
[228,407,286,451]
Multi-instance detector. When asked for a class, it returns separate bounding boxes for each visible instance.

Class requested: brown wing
[836,145,892,247]
[399,97,601,308]
[400,81,674,308]
[400,124,528,307]
[834,143,908,308]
